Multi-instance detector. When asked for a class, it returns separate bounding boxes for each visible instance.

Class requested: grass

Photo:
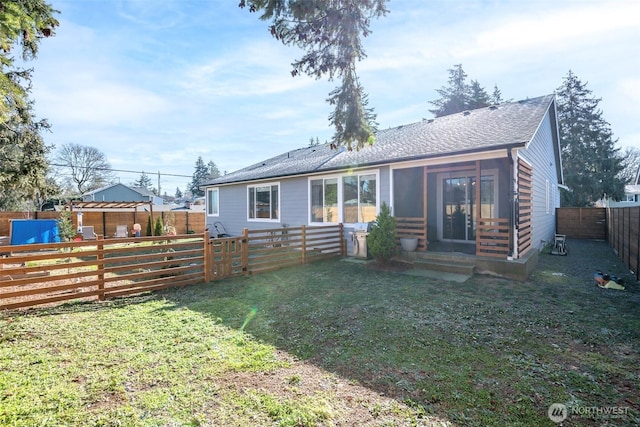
[1,239,639,426]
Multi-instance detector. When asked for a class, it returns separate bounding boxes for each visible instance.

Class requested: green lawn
[1,240,638,426]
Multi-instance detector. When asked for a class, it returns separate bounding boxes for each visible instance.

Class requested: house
[201,94,564,276]
[82,183,164,206]
[604,164,640,207]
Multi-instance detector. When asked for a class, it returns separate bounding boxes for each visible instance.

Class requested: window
[343,173,377,223]
[248,183,279,221]
[207,188,219,216]
[545,179,550,214]
[310,178,338,223]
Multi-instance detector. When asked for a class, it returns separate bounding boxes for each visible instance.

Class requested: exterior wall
[517,110,561,252]
[208,166,389,247]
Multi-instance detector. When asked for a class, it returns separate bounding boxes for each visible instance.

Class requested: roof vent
[427,119,434,124]
[463,111,471,116]
[489,105,498,110]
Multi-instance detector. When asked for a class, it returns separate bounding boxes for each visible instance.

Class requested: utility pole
[157,171,161,197]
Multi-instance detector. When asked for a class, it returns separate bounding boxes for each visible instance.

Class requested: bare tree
[54,143,113,195]
[618,146,640,184]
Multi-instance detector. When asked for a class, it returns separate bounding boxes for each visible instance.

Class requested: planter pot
[400,237,418,252]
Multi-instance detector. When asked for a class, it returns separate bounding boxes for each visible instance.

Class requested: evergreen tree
[367,202,396,264]
[429,65,498,117]
[189,156,209,197]
[467,80,491,110]
[240,0,387,150]
[175,187,183,199]
[429,64,470,117]
[207,161,220,180]
[133,171,153,190]
[490,85,504,105]
[0,0,59,210]
[556,70,625,206]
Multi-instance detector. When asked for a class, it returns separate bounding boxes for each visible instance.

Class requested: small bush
[154,217,164,236]
[367,202,397,264]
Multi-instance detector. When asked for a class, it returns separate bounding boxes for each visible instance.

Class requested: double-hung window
[248,183,279,221]
[207,188,219,216]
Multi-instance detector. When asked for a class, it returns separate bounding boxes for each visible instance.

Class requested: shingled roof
[205,94,555,186]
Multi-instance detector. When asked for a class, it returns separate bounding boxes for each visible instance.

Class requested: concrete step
[412,259,475,276]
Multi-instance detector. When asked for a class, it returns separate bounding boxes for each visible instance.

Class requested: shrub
[367,202,397,264]
[146,216,152,236]
[154,217,164,236]
[57,210,77,242]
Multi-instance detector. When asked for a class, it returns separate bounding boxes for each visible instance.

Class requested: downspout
[508,148,517,259]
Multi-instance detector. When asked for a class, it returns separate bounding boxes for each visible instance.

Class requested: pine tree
[429,65,496,117]
[467,80,491,110]
[556,70,625,206]
[189,156,209,197]
[133,172,153,190]
[207,161,220,180]
[175,187,183,199]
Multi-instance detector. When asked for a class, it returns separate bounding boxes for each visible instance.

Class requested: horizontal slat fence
[396,217,428,251]
[1,225,346,310]
[1,234,206,310]
[476,218,510,258]
[246,225,345,275]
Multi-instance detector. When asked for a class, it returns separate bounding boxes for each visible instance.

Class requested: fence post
[301,225,307,264]
[242,228,249,275]
[97,235,105,301]
[203,230,211,282]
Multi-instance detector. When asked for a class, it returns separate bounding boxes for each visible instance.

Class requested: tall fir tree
[429,65,495,117]
[189,156,209,197]
[133,172,153,190]
[556,70,625,206]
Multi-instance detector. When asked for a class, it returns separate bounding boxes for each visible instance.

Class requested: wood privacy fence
[557,207,639,281]
[606,207,640,281]
[1,225,345,310]
[556,207,607,240]
[0,210,206,238]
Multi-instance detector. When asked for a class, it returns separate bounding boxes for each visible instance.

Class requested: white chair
[81,226,97,240]
[114,225,128,238]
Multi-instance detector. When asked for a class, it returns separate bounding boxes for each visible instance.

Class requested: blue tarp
[10,219,61,245]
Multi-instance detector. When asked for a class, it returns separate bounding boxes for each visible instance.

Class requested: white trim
[206,187,220,217]
[307,169,380,226]
[308,175,341,225]
[247,182,281,223]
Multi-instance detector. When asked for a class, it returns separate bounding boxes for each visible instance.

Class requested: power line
[49,163,192,178]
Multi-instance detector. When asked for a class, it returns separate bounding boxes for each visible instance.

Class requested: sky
[26,0,640,197]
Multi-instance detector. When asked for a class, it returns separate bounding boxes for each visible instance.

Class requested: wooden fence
[0,210,206,238]
[1,225,345,310]
[556,207,607,240]
[607,207,640,281]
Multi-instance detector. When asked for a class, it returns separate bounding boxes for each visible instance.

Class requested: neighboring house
[201,94,564,262]
[605,164,640,207]
[82,183,164,205]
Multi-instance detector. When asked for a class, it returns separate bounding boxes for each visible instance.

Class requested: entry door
[443,176,475,241]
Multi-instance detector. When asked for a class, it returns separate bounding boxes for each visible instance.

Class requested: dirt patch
[216,352,445,426]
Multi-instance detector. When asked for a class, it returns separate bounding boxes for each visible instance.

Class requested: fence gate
[208,236,246,280]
